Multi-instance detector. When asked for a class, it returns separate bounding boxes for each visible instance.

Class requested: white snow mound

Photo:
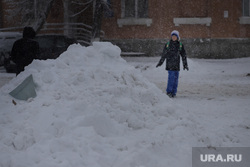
[0,42,222,167]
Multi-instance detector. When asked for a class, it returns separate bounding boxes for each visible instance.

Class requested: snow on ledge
[0,32,22,38]
[239,17,250,24]
[173,17,212,26]
[117,18,152,27]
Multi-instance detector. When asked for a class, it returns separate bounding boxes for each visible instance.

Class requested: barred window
[243,0,250,16]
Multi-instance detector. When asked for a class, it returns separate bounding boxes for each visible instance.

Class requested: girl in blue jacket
[156,30,188,98]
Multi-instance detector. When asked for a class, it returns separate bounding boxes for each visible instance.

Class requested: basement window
[117,0,152,27]
[240,0,250,24]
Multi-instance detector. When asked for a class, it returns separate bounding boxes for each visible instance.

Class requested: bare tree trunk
[92,0,103,41]
[0,2,3,28]
[33,0,55,33]
[63,0,70,36]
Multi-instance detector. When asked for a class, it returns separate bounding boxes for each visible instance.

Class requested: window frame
[117,0,152,27]
[242,0,250,16]
[122,0,148,19]
[240,0,250,24]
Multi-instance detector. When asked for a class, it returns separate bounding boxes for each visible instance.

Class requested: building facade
[1,0,250,58]
[101,0,250,58]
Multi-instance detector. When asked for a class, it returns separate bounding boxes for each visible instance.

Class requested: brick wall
[105,38,250,58]
[1,0,249,58]
[102,0,250,58]
[102,0,250,39]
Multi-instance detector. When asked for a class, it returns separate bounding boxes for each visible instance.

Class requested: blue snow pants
[166,71,179,96]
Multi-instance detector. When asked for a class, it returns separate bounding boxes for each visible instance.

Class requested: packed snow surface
[0,42,249,167]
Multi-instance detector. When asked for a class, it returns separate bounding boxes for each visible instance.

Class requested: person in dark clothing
[11,27,40,75]
[156,30,188,98]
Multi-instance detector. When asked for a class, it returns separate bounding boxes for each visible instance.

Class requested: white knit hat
[171,30,180,40]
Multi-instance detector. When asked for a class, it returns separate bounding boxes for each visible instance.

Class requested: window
[118,0,152,27]
[240,0,250,24]
[243,0,250,16]
[124,0,148,18]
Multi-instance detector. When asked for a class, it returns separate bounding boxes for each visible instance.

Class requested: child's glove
[156,63,161,68]
[183,66,189,71]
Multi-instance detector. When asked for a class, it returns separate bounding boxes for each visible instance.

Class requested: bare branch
[71,0,93,6]
[70,4,91,17]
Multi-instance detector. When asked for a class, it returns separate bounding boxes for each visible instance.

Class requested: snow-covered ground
[125,56,250,145]
[0,42,249,167]
[0,67,15,88]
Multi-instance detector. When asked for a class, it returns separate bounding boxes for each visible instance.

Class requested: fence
[0,22,99,46]
[41,23,93,46]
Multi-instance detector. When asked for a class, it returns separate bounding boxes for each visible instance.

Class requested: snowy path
[124,57,250,100]
[125,57,250,146]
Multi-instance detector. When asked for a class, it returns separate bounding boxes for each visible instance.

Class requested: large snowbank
[0,42,249,167]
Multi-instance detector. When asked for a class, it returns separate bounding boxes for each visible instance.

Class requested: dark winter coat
[11,27,40,75]
[157,40,188,71]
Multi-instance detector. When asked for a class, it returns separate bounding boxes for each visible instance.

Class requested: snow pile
[0,42,247,167]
